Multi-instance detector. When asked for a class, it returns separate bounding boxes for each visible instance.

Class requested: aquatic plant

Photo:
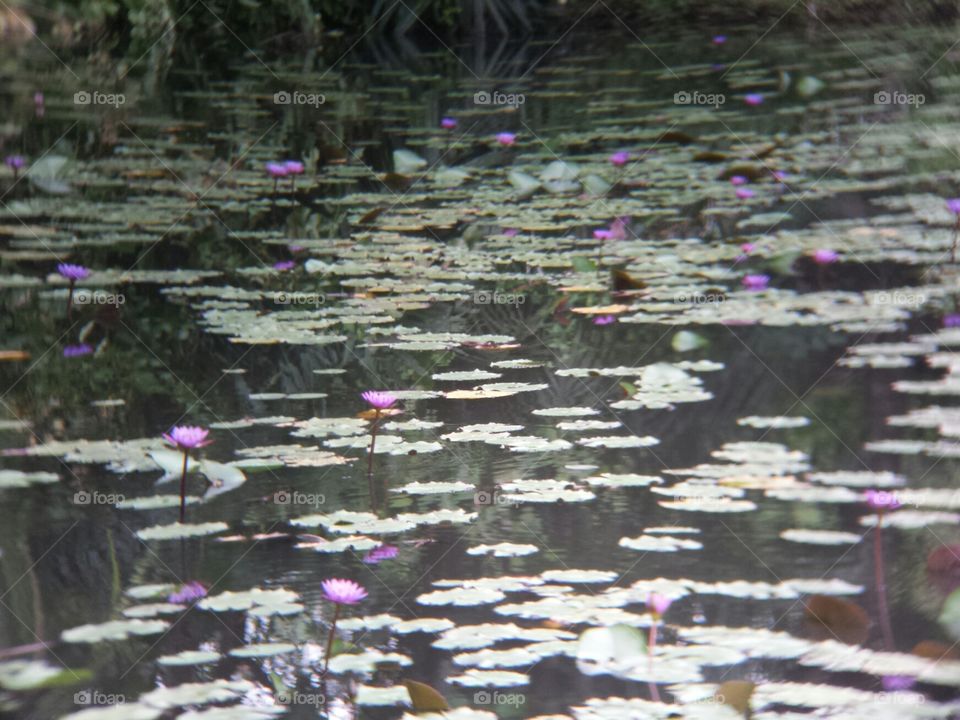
[742,274,769,291]
[496,132,516,146]
[5,154,25,181]
[866,489,900,649]
[168,581,208,604]
[609,151,630,167]
[592,315,616,325]
[363,544,399,564]
[730,175,747,186]
[321,578,367,673]
[272,260,295,271]
[813,249,839,264]
[62,343,93,358]
[283,160,304,191]
[744,93,764,106]
[265,161,288,193]
[713,35,727,44]
[361,391,398,478]
[162,426,212,522]
[735,187,755,199]
[441,117,457,130]
[57,263,91,319]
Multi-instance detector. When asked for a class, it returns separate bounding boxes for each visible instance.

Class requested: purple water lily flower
[712,35,727,45]
[57,263,91,281]
[593,229,614,240]
[502,228,519,237]
[593,315,616,325]
[168,581,208,604]
[742,274,770,291]
[441,117,457,130]
[647,592,672,617]
[5,155,25,171]
[363,544,399,564]
[273,260,296,271]
[812,248,839,265]
[609,151,630,167]
[63,344,93,358]
[773,170,789,182]
[265,162,288,178]
[730,175,748,186]
[322,578,368,605]
[947,198,960,214]
[609,216,629,240]
[361,391,398,410]
[744,93,764,106]
[865,489,902,511]
[881,675,916,691]
[741,242,756,253]
[495,132,516,146]
[163,425,212,450]
[735,188,755,199]
[283,160,304,175]
[944,313,960,328]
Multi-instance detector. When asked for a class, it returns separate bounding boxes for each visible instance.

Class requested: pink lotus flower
[742,274,769,291]
[812,248,839,265]
[735,188,755,199]
[744,93,764,106]
[265,162,289,178]
[441,117,457,130]
[361,390,398,410]
[321,578,368,605]
[593,315,616,325]
[730,175,748,186]
[609,151,630,166]
[283,160,304,175]
[363,544,399,564]
[495,132,516,146]
[57,263,91,281]
[865,489,902,511]
[168,581,208,604]
[647,592,672,617]
[163,425,212,450]
[947,198,960,214]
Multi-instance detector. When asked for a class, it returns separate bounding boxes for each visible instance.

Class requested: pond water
[2,18,960,720]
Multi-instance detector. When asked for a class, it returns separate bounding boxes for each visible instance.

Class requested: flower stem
[366,409,381,479]
[179,450,189,523]
[953,216,959,264]
[66,280,75,320]
[323,604,341,674]
[874,510,895,649]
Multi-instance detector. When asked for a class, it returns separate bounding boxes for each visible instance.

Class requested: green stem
[366,409,380,478]
[66,280,75,320]
[874,510,895,649]
[323,604,341,674]
[179,450,189,523]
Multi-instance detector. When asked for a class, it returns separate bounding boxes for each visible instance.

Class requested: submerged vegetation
[3,2,960,720]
